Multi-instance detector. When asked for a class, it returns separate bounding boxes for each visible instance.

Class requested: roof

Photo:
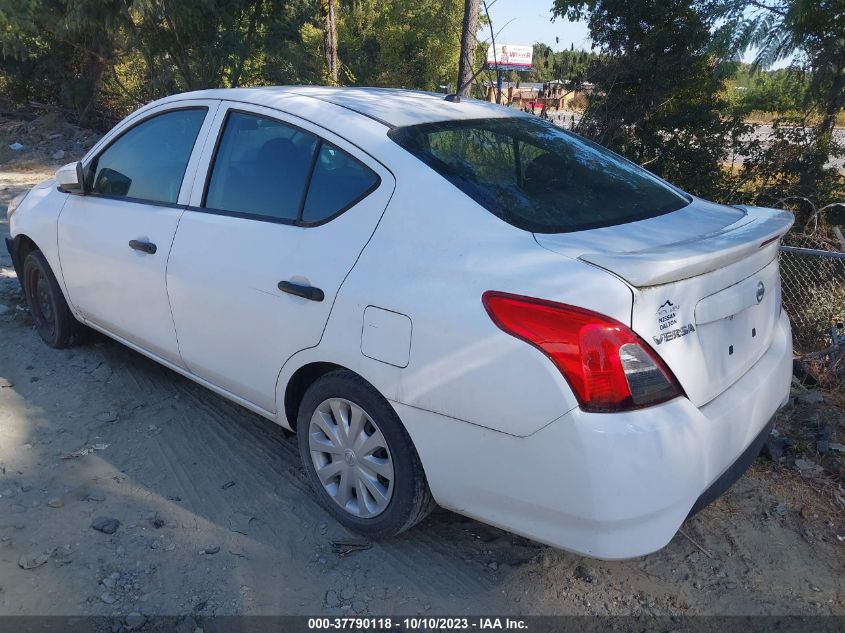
[167,86,527,128]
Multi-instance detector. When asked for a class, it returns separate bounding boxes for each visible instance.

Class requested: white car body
[6,87,794,559]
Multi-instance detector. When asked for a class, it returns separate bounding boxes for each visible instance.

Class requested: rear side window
[388,117,690,233]
[204,111,379,224]
[90,108,207,204]
[302,144,379,223]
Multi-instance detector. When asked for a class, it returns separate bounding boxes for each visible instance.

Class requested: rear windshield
[388,117,690,233]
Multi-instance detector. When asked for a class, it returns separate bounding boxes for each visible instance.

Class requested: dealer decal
[653,300,695,344]
[657,300,679,331]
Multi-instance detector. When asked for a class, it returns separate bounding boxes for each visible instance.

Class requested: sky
[485,0,791,68]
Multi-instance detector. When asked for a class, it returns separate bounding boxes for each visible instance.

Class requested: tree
[456,0,479,95]
[321,0,339,84]
[551,0,738,198]
[715,0,844,206]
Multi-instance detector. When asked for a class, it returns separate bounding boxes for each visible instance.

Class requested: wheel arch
[283,361,347,431]
[8,234,40,290]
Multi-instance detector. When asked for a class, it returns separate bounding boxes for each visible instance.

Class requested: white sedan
[5,87,794,559]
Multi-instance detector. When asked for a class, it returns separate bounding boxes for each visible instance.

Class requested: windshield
[388,117,690,234]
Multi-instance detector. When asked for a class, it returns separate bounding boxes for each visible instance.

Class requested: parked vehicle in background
[5,87,794,559]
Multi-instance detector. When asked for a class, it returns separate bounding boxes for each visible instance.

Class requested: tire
[22,250,81,348]
[297,369,436,539]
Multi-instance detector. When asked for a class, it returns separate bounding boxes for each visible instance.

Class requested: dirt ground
[0,118,843,622]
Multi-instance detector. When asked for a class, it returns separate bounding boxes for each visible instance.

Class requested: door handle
[278,280,324,302]
[128,239,157,255]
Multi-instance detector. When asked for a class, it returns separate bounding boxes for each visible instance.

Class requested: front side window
[90,108,207,204]
[388,117,690,233]
[204,111,379,224]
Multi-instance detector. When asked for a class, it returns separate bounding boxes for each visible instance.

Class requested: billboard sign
[486,44,533,71]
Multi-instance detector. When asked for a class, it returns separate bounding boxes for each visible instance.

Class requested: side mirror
[56,161,85,193]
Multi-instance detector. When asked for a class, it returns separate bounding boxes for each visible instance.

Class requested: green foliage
[524,44,599,85]
[0,0,463,125]
[338,0,464,90]
[551,0,738,198]
[728,65,809,113]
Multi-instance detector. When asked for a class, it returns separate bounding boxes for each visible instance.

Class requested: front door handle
[129,239,157,255]
[278,280,324,302]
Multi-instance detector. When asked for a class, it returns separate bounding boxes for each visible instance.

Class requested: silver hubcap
[308,398,394,518]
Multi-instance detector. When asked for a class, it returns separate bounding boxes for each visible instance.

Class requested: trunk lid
[535,200,794,406]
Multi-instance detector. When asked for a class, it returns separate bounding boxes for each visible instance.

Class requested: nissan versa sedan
[5,87,794,559]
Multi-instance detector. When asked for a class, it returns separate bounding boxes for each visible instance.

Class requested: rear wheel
[297,370,435,538]
[22,250,81,348]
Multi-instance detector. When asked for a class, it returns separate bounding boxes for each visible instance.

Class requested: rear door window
[204,110,380,225]
[89,108,207,204]
[388,117,690,233]
[204,112,319,222]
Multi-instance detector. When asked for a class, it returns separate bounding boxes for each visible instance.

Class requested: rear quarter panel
[278,148,635,437]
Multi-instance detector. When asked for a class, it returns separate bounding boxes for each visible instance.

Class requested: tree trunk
[457,0,479,96]
[321,0,339,85]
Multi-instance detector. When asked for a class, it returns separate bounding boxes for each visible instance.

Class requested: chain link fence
[779,244,845,352]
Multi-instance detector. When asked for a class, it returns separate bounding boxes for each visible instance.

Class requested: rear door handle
[129,239,157,255]
[278,280,324,302]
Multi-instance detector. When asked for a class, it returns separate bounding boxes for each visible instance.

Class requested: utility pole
[457,0,479,96]
[321,0,339,85]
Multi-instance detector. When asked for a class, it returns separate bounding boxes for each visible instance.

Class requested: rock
[18,552,48,569]
[47,497,64,508]
[86,492,105,502]
[326,590,341,607]
[221,480,236,490]
[19,483,32,493]
[0,305,8,317]
[0,378,12,388]
[341,585,355,600]
[352,600,367,613]
[8,142,23,151]
[487,561,499,570]
[100,592,116,604]
[810,585,821,592]
[202,545,220,555]
[96,411,119,423]
[795,458,822,473]
[51,149,65,160]
[574,564,595,583]
[102,576,116,589]
[797,390,824,405]
[228,512,253,535]
[51,545,73,566]
[318,521,328,534]
[761,436,787,461]
[830,442,845,453]
[91,516,121,534]
[126,612,145,629]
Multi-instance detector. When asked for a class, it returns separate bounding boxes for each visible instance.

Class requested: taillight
[482,291,683,413]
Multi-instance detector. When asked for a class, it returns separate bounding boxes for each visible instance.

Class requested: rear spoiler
[578,206,794,287]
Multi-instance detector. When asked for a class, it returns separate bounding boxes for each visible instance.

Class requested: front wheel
[297,370,436,539]
[22,250,81,348]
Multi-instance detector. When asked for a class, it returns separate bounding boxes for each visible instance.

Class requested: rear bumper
[396,311,793,559]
